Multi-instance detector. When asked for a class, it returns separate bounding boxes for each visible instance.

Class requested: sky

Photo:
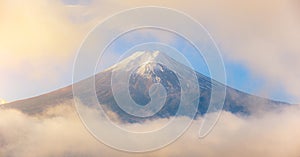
[0,0,300,104]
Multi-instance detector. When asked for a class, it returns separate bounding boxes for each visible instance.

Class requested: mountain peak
[106,51,169,72]
[135,62,164,76]
[125,51,164,62]
[141,50,161,58]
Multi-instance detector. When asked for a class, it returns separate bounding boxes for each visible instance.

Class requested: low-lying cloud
[1,102,300,157]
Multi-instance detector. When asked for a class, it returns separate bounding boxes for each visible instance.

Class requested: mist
[1,102,300,157]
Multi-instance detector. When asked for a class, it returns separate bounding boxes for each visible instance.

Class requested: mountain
[1,51,287,122]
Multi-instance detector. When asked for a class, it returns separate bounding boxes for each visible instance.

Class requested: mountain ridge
[2,51,288,121]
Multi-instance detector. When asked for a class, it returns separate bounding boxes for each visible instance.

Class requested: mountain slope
[2,51,287,121]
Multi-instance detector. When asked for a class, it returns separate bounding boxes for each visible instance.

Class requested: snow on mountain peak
[105,51,167,71]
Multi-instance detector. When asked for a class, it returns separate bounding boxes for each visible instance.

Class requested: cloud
[1,101,300,157]
[207,0,300,102]
[0,0,91,101]
[2,0,299,102]
[0,0,82,66]
[82,0,300,102]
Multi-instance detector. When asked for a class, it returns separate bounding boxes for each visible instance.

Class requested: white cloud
[1,0,299,102]
[1,102,300,157]
[83,0,300,102]
[0,0,92,101]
